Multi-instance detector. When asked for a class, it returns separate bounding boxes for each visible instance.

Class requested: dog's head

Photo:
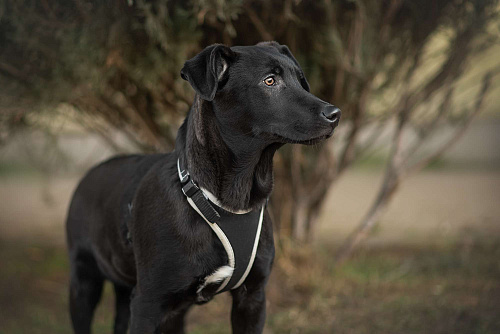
[181,42,340,145]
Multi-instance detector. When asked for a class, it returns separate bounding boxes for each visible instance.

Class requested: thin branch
[0,61,29,82]
[73,109,125,153]
[335,96,409,264]
[245,5,273,41]
[400,84,455,165]
[404,72,492,176]
[303,142,337,207]
[353,115,394,159]
[337,82,372,173]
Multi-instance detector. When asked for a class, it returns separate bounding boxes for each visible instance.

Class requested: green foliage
[1,0,496,120]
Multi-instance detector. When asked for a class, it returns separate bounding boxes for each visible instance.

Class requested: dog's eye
[264,76,275,86]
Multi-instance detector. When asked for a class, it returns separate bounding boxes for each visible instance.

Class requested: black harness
[177,158,264,294]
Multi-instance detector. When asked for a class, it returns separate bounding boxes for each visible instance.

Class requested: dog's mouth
[269,130,334,145]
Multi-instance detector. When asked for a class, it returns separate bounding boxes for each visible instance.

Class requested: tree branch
[404,72,492,176]
[245,4,273,41]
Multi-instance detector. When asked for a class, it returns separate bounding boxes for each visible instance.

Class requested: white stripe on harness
[200,187,252,215]
[233,207,264,289]
[186,196,235,292]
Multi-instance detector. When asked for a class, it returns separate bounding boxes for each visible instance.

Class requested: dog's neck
[175,97,280,212]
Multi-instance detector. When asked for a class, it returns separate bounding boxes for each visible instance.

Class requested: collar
[177,158,252,215]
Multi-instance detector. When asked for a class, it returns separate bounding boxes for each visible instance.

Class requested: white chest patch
[196,265,234,301]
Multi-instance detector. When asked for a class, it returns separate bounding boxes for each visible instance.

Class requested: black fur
[66,42,340,334]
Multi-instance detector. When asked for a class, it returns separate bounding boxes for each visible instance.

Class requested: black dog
[66,41,340,334]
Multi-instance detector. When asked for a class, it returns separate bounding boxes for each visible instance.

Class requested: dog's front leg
[129,294,164,334]
[230,283,267,334]
[130,293,190,334]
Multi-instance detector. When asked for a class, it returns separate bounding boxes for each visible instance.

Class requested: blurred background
[0,0,499,333]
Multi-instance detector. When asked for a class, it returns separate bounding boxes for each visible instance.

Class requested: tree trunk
[291,202,309,242]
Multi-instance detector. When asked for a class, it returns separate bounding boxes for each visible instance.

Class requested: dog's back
[66,154,164,285]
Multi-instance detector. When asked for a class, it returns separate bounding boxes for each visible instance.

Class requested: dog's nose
[322,105,341,122]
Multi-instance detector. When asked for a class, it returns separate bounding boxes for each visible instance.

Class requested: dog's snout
[322,106,341,123]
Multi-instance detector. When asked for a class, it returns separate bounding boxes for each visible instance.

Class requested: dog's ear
[279,45,310,92]
[258,41,310,92]
[180,44,236,101]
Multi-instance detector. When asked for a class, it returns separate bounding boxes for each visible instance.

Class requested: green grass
[0,235,499,333]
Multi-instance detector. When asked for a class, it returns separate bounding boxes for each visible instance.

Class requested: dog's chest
[176,158,265,299]
[186,203,265,302]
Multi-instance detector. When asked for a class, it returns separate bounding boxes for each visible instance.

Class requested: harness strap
[177,158,264,293]
[178,160,221,223]
[182,181,221,223]
[184,195,236,292]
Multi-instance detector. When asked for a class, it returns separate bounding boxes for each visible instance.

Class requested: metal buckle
[180,168,189,183]
[177,158,190,184]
